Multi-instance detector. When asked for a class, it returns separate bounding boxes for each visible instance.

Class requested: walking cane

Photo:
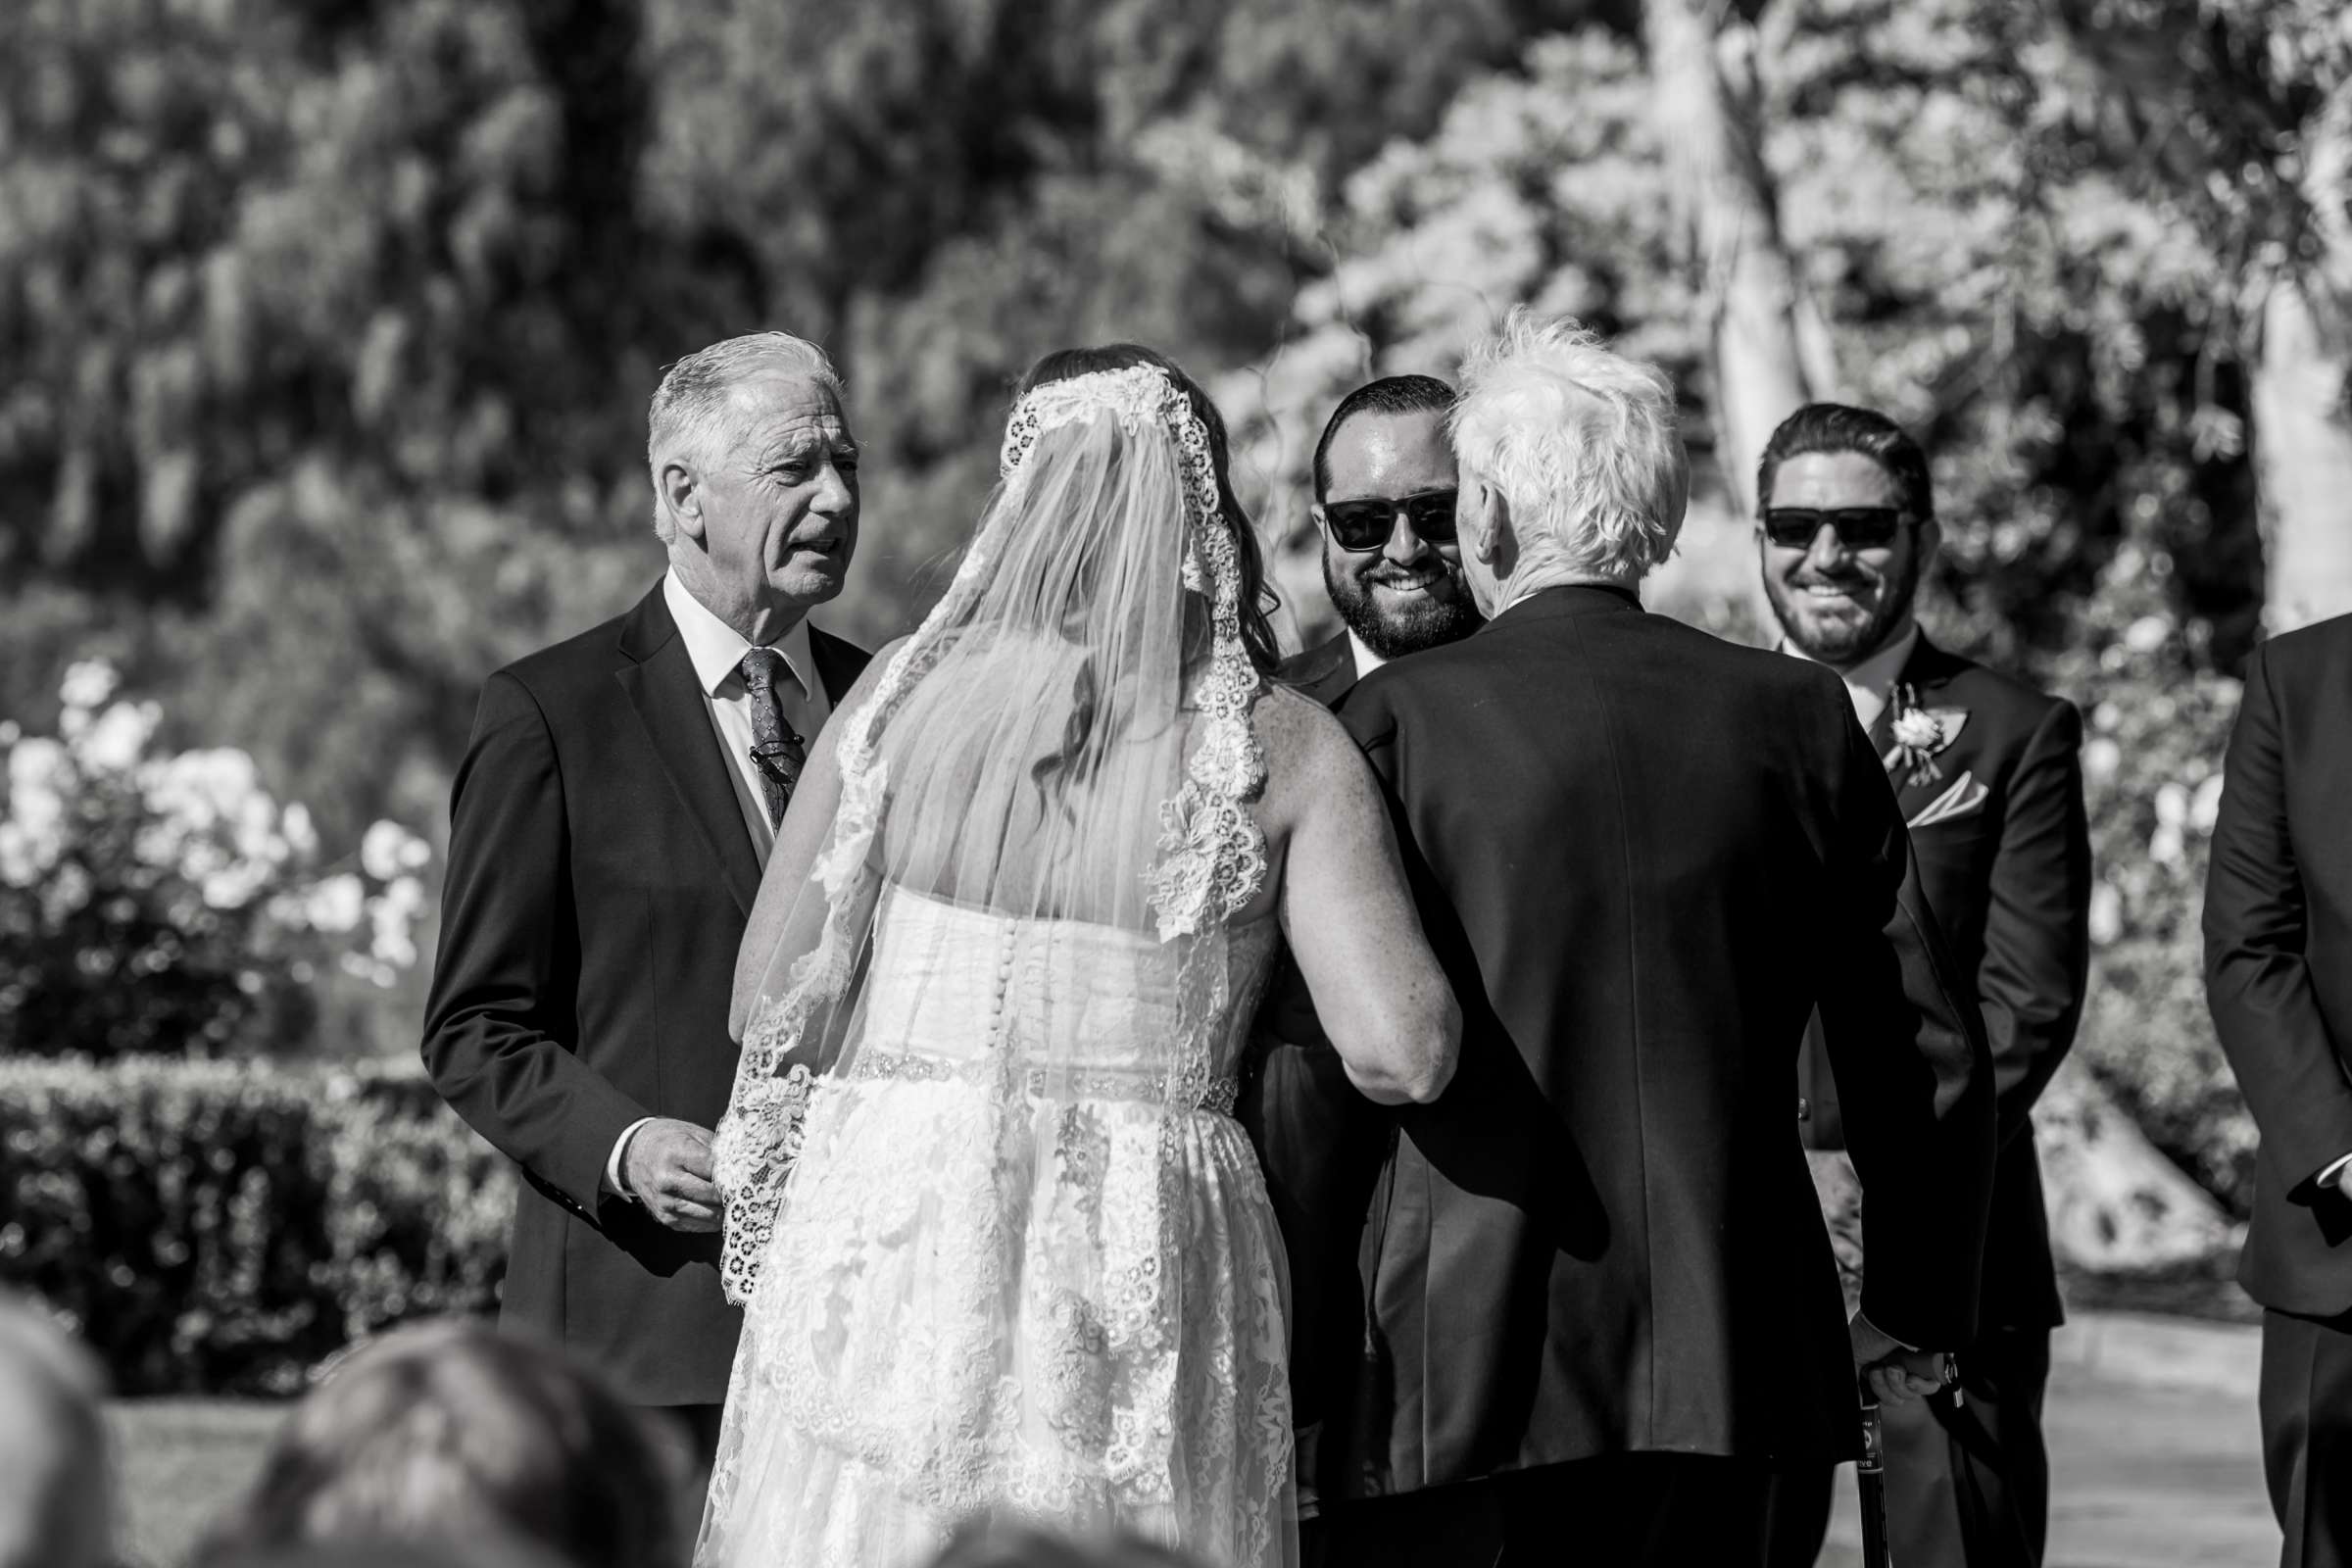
[1856,1354,1958,1568]
[1856,1377,1895,1568]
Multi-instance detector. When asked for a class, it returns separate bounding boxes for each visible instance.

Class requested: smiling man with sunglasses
[1252,373,1485,1567]
[1281,374,1484,705]
[1758,404,2089,1568]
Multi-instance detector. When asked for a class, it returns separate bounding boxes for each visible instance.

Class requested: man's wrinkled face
[1759,451,1935,667]
[1318,409,1482,660]
[698,374,861,612]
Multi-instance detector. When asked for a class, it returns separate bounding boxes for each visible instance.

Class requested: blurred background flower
[0,661,431,1059]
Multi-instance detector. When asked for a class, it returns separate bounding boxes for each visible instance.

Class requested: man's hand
[1849,1311,1953,1407]
[622,1119,722,1233]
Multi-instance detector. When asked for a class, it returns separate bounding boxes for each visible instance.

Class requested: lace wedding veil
[710,344,1284,1306]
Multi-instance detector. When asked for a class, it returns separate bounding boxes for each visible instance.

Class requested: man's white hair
[647,331,844,542]
[1449,309,1689,585]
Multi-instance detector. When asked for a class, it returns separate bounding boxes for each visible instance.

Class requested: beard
[1325,552,1485,662]
[1766,551,1921,666]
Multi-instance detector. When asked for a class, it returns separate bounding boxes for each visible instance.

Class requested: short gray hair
[647,332,844,541]
[1449,309,1689,584]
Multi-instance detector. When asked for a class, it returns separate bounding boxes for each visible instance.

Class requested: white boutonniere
[1886,685,1969,788]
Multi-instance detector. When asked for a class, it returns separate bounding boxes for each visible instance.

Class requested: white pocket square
[1907,770,1987,829]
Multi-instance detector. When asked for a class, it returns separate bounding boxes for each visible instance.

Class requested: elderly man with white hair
[1276,310,1997,1565]
[423,331,871,1472]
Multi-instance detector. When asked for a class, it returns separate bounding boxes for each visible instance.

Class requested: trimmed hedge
[0,1056,511,1395]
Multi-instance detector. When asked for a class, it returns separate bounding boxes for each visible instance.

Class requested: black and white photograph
[3,2,2349,1566]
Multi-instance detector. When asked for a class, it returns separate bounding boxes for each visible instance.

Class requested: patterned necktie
[738,647,805,829]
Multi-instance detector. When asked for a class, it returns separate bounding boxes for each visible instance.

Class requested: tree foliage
[2,0,2344,1200]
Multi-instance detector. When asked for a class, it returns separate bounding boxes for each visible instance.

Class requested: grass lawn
[111,1334,2276,1568]
[106,1400,286,1568]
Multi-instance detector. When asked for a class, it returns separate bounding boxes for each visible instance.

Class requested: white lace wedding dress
[697,885,1294,1568]
[699,356,1298,1568]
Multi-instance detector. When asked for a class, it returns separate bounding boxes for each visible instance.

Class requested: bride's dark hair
[1015,343,1283,679]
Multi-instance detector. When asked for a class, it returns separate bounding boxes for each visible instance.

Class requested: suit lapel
[807,625,873,708]
[1866,698,1895,759]
[1881,634,1979,817]
[613,585,763,917]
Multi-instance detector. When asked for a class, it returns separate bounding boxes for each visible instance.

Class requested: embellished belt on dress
[850,1048,1240,1117]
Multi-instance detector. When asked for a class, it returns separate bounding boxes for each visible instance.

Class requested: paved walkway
[1825,1312,2277,1568]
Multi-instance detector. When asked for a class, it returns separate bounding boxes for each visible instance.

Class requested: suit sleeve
[1976,700,2092,1146]
[2204,646,2352,1194]
[421,670,651,1217]
[1813,684,1996,1350]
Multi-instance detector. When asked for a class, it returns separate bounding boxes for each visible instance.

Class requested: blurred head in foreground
[196,1318,686,1568]
[1447,309,1689,617]
[926,1516,1206,1568]
[0,1294,111,1568]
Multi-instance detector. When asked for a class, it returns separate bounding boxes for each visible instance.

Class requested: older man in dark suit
[422,332,871,1466]
[1272,313,1996,1567]
[1757,405,2092,1568]
[2207,610,2352,1568]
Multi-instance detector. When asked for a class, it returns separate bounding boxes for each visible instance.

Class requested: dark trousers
[647,1402,727,1511]
[1765,1327,2051,1568]
[2262,1308,2352,1568]
[1322,1453,1774,1567]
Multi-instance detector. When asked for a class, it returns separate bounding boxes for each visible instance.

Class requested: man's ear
[1468,481,1507,566]
[661,459,704,542]
[1915,515,1944,572]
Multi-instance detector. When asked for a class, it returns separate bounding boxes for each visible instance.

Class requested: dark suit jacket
[1797,635,2090,1333]
[421,581,869,1404]
[1289,584,1993,1495]
[2206,612,2352,1317]
[1284,630,1360,709]
[1244,631,1381,1436]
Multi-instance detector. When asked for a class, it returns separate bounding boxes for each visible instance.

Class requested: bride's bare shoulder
[1252,683,1372,822]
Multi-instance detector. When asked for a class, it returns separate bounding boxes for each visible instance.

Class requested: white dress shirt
[607,572,836,1200]
[1783,622,1919,732]
[662,569,832,863]
[1346,629,1388,681]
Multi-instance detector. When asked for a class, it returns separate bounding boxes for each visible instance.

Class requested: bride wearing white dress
[694,345,1458,1568]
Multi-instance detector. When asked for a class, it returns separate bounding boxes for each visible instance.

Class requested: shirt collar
[663,569,813,699]
[1841,622,1920,709]
[1780,622,1919,724]
[1346,629,1389,679]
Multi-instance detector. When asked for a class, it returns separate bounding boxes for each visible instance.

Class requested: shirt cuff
[1852,1307,1917,1353]
[605,1117,656,1200]
[2318,1152,2352,1193]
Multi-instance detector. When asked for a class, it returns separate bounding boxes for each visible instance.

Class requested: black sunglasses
[1761,506,1906,550]
[1319,488,1458,553]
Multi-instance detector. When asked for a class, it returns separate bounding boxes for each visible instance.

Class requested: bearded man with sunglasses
[1281,373,1485,705]
[1758,404,2091,1568]
[1247,374,1483,1564]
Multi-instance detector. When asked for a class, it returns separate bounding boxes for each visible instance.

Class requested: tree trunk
[2032,1058,2238,1272]
[1643,0,1818,518]
[2250,81,2352,632]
